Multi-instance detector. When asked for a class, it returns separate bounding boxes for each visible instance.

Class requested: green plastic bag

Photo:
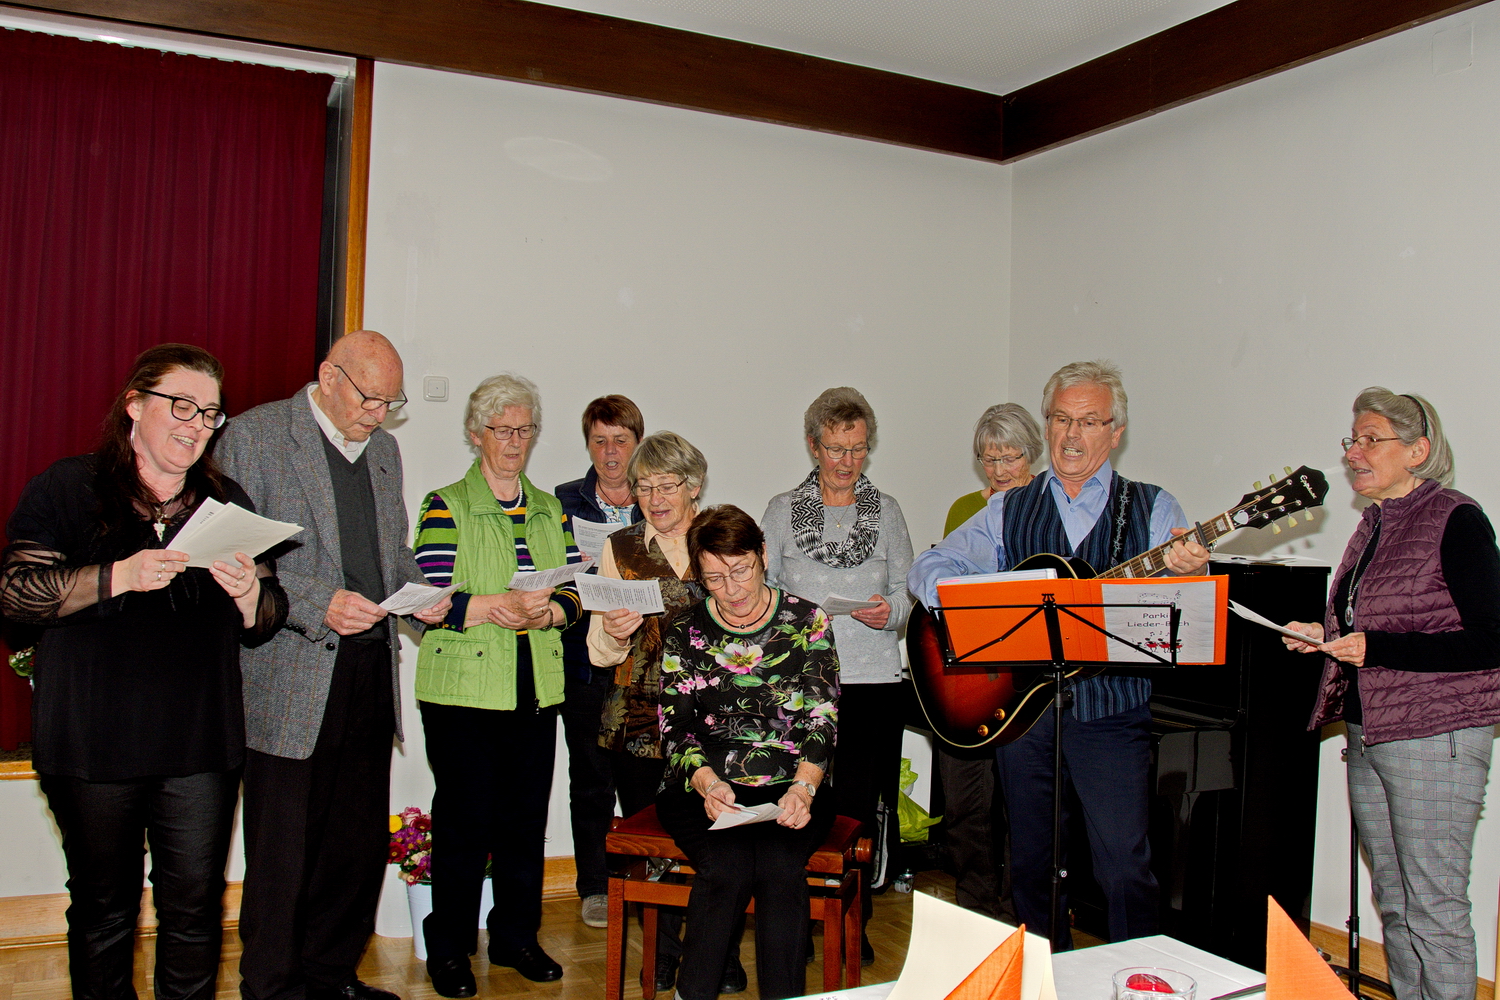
[897,757,941,843]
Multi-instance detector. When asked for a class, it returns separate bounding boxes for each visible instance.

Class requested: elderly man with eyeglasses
[218,331,450,1000]
[908,359,1209,953]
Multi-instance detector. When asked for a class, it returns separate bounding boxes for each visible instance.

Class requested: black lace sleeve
[243,569,290,648]
[0,540,114,623]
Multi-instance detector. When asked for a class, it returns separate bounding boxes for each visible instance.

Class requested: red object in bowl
[1124,973,1175,993]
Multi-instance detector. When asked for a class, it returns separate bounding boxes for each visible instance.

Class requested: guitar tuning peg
[1304,510,1314,521]
[1253,481,1262,490]
[1272,523,1282,534]
[1285,466,1293,476]
[1286,515,1298,527]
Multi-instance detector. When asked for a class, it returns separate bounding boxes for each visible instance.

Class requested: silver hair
[465,372,542,441]
[1353,387,1452,486]
[973,403,1044,464]
[628,431,708,492]
[1041,360,1128,429]
[803,387,877,450]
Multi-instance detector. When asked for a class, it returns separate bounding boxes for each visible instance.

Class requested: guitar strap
[1108,477,1133,569]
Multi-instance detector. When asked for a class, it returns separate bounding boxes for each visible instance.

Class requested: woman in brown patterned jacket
[587,431,744,993]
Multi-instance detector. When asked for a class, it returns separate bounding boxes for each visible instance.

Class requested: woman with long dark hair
[1,343,287,1000]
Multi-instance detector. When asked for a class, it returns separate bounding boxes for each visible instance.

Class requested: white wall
[362,61,1010,933]
[1011,3,1500,970]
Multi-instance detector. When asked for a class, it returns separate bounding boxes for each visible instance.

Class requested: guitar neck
[1097,507,1241,580]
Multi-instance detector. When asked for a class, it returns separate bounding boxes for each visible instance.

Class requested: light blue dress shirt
[908,460,1189,608]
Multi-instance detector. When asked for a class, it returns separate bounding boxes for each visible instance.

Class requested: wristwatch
[792,779,817,798]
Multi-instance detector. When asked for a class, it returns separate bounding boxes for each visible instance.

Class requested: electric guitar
[909,465,1330,748]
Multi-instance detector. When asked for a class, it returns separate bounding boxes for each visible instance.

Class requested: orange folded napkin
[943,923,1025,1000]
[1266,896,1353,999]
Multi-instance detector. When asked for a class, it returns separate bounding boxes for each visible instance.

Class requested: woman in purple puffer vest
[1282,388,1500,1000]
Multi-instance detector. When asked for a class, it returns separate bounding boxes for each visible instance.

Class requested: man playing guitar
[907,360,1210,951]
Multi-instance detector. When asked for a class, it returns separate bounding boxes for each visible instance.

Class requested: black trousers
[995,702,1158,952]
[828,681,905,919]
[560,665,617,899]
[934,741,1014,921]
[658,785,833,1000]
[239,640,394,1000]
[40,769,240,1000]
[420,648,558,959]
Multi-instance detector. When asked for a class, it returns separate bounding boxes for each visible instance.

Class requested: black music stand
[926,591,1186,946]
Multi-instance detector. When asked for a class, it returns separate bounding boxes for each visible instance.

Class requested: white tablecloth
[802,935,1264,1000]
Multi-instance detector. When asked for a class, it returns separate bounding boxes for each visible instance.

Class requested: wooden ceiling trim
[11,0,1005,160]
[1002,0,1491,161]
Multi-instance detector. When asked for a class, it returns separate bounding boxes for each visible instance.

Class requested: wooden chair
[604,805,872,1000]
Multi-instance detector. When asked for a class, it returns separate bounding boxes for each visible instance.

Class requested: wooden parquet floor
[0,874,959,1000]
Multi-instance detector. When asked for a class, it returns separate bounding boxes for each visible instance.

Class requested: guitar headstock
[1233,465,1330,530]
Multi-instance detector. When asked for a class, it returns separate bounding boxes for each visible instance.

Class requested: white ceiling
[533,0,1236,94]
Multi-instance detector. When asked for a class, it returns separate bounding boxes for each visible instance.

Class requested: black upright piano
[1069,559,1330,970]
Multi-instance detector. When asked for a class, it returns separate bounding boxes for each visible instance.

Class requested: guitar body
[909,602,1072,748]
[908,465,1331,749]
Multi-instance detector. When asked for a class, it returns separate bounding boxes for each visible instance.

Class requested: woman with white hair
[412,373,585,995]
[1284,388,1500,1000]
[935,402,1045,922]
[760,386,913,964]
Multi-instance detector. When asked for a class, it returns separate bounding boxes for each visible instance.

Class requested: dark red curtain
[0,29,332,749]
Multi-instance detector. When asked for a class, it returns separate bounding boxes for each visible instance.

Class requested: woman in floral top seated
[657,505,840,1000]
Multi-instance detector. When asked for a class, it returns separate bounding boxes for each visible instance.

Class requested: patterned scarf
[789,467,881,569]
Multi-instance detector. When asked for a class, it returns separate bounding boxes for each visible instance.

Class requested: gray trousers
[1347,723,1492,1000]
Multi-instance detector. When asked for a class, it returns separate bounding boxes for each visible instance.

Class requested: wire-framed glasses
[335,365,407,412]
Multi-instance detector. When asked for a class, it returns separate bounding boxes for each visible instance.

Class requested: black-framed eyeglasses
[139,389,227,429]
[335,365,407,412]
[484,423,538,441]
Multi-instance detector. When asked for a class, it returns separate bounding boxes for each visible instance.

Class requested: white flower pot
[405,878,495,961]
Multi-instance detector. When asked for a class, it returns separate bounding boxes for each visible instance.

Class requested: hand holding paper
[576,574,665,614]
[380,581,465,616]
[170,499,302,568]
[509,561,587,592]
[708,802,783,831]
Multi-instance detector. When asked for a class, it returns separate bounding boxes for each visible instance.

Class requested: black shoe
[860,934,875,968]
[653,953,679,991]
[718,954,747,995]
[488,942,563,983]
[426,957,477,999]
[308,982,402,1000]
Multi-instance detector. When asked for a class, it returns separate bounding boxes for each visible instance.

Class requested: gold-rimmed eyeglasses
[1341,435,1399,452]
[1046,413,1114,434]
[632,479,686,497]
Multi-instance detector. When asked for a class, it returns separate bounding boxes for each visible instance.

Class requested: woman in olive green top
[942,402,1045,534]
[937,402,1043,919]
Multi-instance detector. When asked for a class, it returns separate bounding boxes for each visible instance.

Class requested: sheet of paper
[1099,579,1220,665]
[379,581,464,616]
[708,802,783,831]
[887,890,1055,1000]
[1230,600,1321,643]
[937,568,1058,588]
[576,574,666,614]
[821,594,880,616]
[508,561,587,592]
[572,518,628,563]
[171,499,302,569]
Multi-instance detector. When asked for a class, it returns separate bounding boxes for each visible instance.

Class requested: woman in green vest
[412,373,585,995]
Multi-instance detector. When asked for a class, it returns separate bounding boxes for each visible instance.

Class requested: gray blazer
[216,388,427,759]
